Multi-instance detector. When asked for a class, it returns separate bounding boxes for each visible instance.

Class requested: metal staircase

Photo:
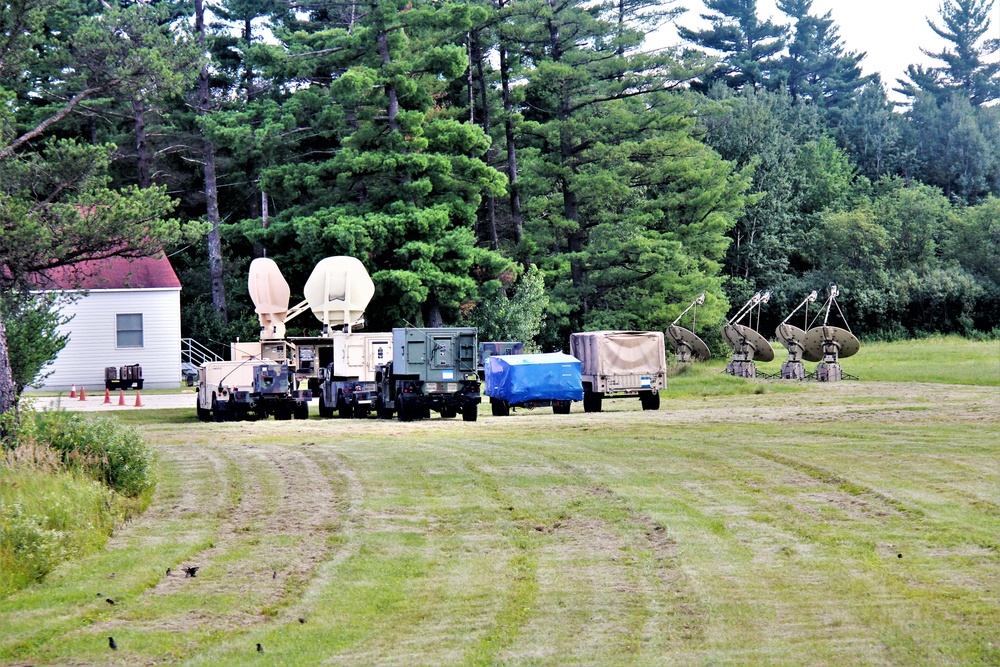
[181,338,222,383]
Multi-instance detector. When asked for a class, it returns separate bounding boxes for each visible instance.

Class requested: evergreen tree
[775,0,870,115]
[253,0,510,329]
[837,78,906,181]
[896,0,1000,106]
[677,0,786,90]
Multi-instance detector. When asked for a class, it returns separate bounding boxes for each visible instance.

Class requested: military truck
[374,327,481,421]
[196,360,311,422]
[316,331,393,418]
[569,331,666,412]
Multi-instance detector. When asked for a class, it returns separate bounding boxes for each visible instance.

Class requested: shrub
[22,411,156,497]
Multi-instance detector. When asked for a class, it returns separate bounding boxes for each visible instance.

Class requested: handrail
[181,338,223,366]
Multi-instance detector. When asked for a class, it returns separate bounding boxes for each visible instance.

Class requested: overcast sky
[649,0,1000,101]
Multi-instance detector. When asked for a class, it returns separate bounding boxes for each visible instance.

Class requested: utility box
[484,352,582,416]
[569,330,666,412]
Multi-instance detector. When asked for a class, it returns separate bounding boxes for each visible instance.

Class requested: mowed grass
[0,338,997,666]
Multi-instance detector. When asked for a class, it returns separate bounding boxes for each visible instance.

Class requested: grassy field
[0,338,997,666]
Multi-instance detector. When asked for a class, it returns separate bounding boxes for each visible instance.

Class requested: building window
[116,314,144,348]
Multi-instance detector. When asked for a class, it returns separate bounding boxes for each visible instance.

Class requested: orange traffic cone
[104,388,111,404]
[118,390,126,406]
[134,391,143,408]
[79,386,87,401]
[70,384,77,398]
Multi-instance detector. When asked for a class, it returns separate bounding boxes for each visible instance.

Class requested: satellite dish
[723,324,775,362]
[667,325,711,362]
[802,326,860,361]
[666,294,710,362]
[721,292,773,377]
[303,256,375,332]
[776,323,821,362]
[248,258,290,340]
[804,284,861,381]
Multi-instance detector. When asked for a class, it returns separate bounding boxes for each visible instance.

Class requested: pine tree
[677,0,786,90]
[896,0,1000,105]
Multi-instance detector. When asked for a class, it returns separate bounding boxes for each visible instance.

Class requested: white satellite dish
[303,256,375,332]
[804,284,861,381]
[775,291,819,379]
[722,291,773,377]
[248,258,291,340]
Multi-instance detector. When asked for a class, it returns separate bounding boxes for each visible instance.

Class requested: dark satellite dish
[721,292,773,377]
[802,326,860,361]
[666,294,711,362]
[804,285,860,381]
[723,324,775,362]
[774,291,819,379]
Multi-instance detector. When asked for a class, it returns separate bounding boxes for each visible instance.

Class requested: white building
[33,254,182,391]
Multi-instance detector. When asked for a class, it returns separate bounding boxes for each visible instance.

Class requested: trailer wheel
[490,399,510,417]
[552,400,571,415]
[318,395,334,418]
[396,396,413,422]
[583,391,603,413]
[462,404,479,422]
[294,401,309,420]
[639,391,660,411]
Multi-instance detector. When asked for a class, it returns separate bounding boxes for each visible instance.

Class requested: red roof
[38,253,181,290]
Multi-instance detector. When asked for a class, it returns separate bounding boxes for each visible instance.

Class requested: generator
[374,327,481,421]
[105,364,143,390]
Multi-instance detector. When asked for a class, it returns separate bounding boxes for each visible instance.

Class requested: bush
[20,411,156,497]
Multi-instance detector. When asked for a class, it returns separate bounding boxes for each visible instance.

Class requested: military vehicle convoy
[198,255,673,422]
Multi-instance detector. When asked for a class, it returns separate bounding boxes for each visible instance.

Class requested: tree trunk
[0,310,16,419]
[472,28,498,250]
[196,0,227,326]
[497,2,522,242]
[133,97,151,188]
[423,300,443,328]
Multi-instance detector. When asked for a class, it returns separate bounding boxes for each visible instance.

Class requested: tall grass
[0,411,157,597]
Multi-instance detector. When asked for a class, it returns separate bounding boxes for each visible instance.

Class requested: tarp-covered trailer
[484,352,583,416]
[569,331,666,412]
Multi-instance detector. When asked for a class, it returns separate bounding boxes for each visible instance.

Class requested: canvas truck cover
[484,353,584,403]
[569,331,667,377]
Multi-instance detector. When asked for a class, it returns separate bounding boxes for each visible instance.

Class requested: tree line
[1,0,998,409]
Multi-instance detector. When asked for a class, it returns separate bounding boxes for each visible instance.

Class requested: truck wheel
[211,395,225,422]
[490,399,509,417]
[639,391,660,411]
[294,401,309,420]
[552,401,571,415]
[462,404,479,422]
[318,395,333,418]
[197,398,210,422]
[583,391,603,413]
[339,402,355,419]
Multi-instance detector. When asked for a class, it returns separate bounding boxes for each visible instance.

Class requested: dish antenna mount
[775,291,819,380]
[248,256,376,341]
[666,294,711,363]
[802,284,860,381]
[722,291,773,378]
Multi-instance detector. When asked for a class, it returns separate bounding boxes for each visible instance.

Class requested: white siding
[37,288,182,390]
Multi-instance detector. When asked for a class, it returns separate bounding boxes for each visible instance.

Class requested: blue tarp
[484,352,584,404]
